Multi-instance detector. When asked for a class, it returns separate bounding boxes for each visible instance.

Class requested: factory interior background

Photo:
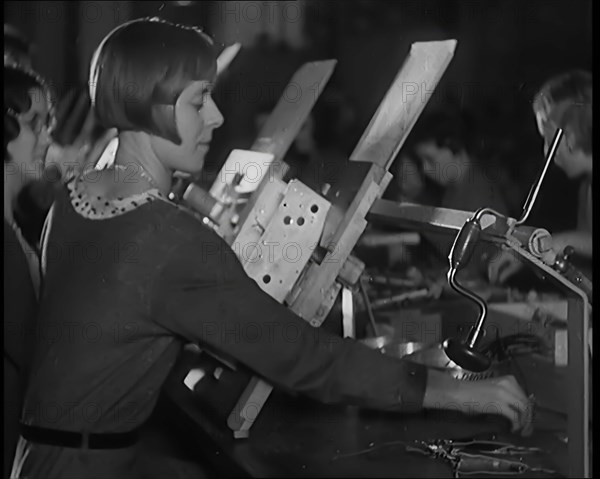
[5,0,593,231]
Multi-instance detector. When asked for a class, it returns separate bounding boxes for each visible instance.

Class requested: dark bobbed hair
[91,17,217,145]
[406,108,476,157]
[533,70,592,155]
[4,65,49,162]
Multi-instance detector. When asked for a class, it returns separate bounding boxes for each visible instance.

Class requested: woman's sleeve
[150,232,428,413]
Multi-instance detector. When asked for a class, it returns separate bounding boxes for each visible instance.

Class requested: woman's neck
[3,174,19,225]
[113,131,173,195]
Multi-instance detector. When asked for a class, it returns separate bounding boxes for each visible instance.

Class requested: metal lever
[516,128,563,226]
[553,246,593,303]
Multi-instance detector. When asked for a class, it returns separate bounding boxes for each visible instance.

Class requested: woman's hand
[424,369,532,435]
[487,247,524,284]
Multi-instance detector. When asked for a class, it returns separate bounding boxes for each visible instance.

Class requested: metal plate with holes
[233,179,287,251]
[242,180,331,303]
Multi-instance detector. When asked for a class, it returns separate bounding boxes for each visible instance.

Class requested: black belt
[20,424,141,449]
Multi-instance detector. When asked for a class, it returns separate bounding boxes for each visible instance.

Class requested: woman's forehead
[183,79,213,96]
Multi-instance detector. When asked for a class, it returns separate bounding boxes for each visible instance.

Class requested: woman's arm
[151,228,530,430]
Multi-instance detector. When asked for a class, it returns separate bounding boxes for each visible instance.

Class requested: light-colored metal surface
[240,180,331,303]
[360,336,427,359]
[342,287,355,338]
[404,343,497,381]
[370,288,430,310]
[360,337,497,380]
[367,201,503,238]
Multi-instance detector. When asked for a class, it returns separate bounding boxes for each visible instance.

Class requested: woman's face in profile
[151,79,224,174]
[536,102,589,179]
[6,87,53,187]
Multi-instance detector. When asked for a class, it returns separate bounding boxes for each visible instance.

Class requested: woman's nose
[205,98,224,129]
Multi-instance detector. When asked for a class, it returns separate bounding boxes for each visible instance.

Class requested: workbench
[162,296,582,478]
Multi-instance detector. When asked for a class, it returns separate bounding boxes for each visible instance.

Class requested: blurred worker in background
[4,64,54,479]
[399,108,516,279]
[488,70,593,284]
[4,23,117,250]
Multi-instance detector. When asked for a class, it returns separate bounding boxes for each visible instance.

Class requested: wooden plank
[218,60,337,241]
[350,40,457,169]
[290,41,457,325]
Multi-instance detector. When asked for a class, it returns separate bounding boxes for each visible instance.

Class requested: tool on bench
[333,438,555,477]
[405,439,556,477]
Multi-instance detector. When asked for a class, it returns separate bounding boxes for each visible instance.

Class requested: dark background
[5,0,593,231]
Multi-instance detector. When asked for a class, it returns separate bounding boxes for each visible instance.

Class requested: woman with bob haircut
[13,18,531,479]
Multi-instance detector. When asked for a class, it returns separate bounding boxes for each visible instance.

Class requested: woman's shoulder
[155,200,219,237]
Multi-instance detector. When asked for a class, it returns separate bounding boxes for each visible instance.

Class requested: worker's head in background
[4,24,33,69]
[392,153,426,201]
[90,17,224,175]
[407,109,475,187]
[533,70,592,179]
[4,66,54,195]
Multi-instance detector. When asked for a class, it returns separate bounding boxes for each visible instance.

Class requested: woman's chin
[188,161,205,176]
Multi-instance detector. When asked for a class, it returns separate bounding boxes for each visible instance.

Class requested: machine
[167,38,591,477]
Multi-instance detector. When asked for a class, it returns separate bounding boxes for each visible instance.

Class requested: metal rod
[447,268,488,349]
[367,274,419,288]
[516,128,563,226]
[370,288,430,310]
[359,279,379,337]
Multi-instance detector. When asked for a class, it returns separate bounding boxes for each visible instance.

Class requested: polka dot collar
[68,169,169,220]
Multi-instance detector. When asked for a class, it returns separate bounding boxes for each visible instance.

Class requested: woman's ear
[150,103,180,145]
